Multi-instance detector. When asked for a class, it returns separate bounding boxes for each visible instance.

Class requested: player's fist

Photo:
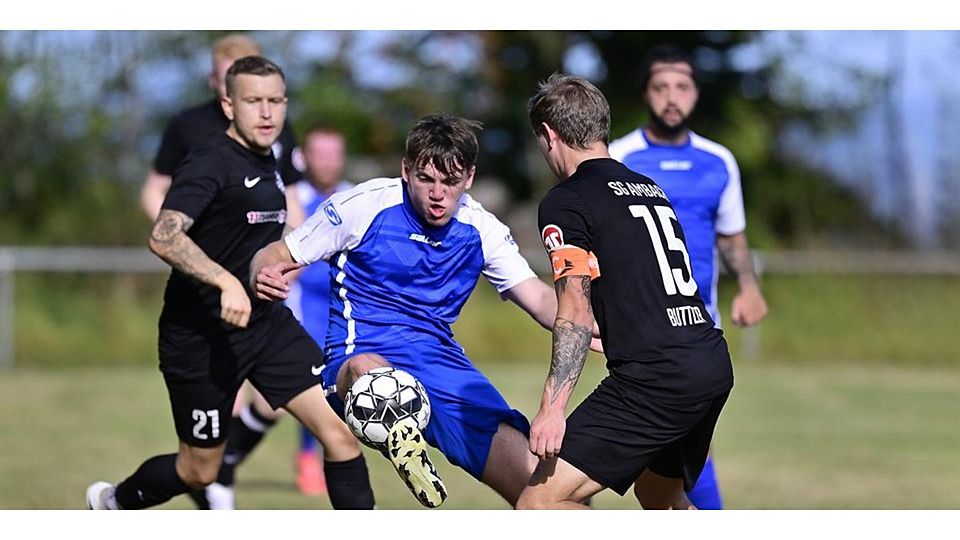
[529,407,566,460]
[731,285,768,327]
[219,275,252,328]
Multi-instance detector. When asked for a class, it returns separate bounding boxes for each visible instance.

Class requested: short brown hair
[212,34,261,64]
[528,73,610,150]
[225,56,285,97]
[405,113,482,177]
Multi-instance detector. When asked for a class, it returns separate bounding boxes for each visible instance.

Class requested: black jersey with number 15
[538,158,733,403]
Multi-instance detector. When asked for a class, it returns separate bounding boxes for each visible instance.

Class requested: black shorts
[559,372,729,495]
[158,305,324,448]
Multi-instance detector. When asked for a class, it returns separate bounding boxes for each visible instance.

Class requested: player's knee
[177,459,221,489]
[515,489,552,510]
[347,353,390,378]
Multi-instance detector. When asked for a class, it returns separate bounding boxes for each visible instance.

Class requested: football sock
[216,403,277,487]
[687,455,723,509]
[324,455,376,509]
[299,424,319,453]
[114,454,189,509]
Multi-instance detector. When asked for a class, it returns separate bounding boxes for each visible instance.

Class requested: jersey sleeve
[152,116,188,176]
[477,215,537,294]
[538,187,601,282]
[715,154,746,235]
[159,149,222,219]
[538,187,593,254]
[285,179,393,265]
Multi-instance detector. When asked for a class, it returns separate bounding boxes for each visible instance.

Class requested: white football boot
[386,418,447,508]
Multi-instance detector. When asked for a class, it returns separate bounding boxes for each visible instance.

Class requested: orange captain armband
[549,246,601,282]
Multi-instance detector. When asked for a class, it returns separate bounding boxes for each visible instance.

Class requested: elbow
[555,305,593,329]
[147,230,170,260]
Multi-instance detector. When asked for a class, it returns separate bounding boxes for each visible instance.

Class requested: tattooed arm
[716,231,768,326]
[148,209,252,328]
[528,274,594,460]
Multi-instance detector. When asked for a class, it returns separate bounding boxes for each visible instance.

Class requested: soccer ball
[343,367,431,451]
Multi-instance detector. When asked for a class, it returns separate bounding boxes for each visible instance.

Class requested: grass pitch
[1,361,957,509]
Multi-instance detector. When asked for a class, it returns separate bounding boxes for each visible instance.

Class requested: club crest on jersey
[323,202,343,226]
[541,224,565,251]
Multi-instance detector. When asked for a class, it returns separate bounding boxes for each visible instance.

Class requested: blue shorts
[321,339,529,479]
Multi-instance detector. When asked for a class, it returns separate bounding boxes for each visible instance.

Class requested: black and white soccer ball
[343,367,431,451]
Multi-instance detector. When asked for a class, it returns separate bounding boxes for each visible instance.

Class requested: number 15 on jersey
[629,204,697,297]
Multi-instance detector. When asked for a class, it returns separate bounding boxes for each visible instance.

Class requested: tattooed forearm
[149,210,227,287]
[546,318,592,405]
[717,233,758,285]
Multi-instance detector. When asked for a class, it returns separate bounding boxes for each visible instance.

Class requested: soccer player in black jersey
[140,34,323,509]
[86,56,374,510]
[140,34,302,223]
[516,74,734,510]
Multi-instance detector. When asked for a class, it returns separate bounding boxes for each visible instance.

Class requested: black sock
[114,454,189,510]
[216,403,276,486]
[324,455,376,509]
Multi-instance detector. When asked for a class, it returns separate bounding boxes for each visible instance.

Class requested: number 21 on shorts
[192,409,221,440]
[629,204,697,297]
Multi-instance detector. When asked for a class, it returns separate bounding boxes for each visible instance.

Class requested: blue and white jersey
[285,177,536,360]
[609,129,745,326]
[284,179,353,341]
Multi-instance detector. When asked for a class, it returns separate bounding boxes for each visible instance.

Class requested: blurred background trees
[3,30,954,249]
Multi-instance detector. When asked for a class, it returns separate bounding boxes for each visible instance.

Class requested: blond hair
[212,34,261,64]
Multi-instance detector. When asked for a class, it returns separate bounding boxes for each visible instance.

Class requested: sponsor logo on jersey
[659,159,693,171]
[244,176,262,188]
[311,364,325,376]
[409,233,442,247]
[323,202,342,226]
[246,209,287,224]
[541,224,565,251]
[504,233,516,246]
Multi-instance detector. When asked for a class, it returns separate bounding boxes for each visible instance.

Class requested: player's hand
[529,406,566,460]
[255,261,302,301]
[589,337,604,354]
[219,275,252,328]
[730,285,768,327]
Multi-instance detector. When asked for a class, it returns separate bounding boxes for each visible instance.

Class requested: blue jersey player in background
[609,45,769,509]
[250,113,601,508]
[285,126,354,497]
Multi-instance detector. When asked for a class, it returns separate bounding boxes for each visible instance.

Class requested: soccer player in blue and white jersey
[250,113,597,508]
[608,44,769,509]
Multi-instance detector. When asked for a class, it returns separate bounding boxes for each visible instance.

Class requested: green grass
[5,272,959,509]
[13,273,960,368]
[1,361,958,509]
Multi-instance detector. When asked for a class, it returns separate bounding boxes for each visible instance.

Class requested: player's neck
[643,126,689,146]
[560,143,609,180]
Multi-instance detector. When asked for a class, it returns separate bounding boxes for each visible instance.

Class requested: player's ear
[400,158,411,182]
[540,122,558,150]
[221,96,234,121]
[463,166,476,191]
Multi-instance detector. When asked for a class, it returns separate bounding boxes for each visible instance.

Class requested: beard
[647,106,690,139]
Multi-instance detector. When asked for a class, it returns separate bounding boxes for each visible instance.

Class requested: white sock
[206,482,235,510]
